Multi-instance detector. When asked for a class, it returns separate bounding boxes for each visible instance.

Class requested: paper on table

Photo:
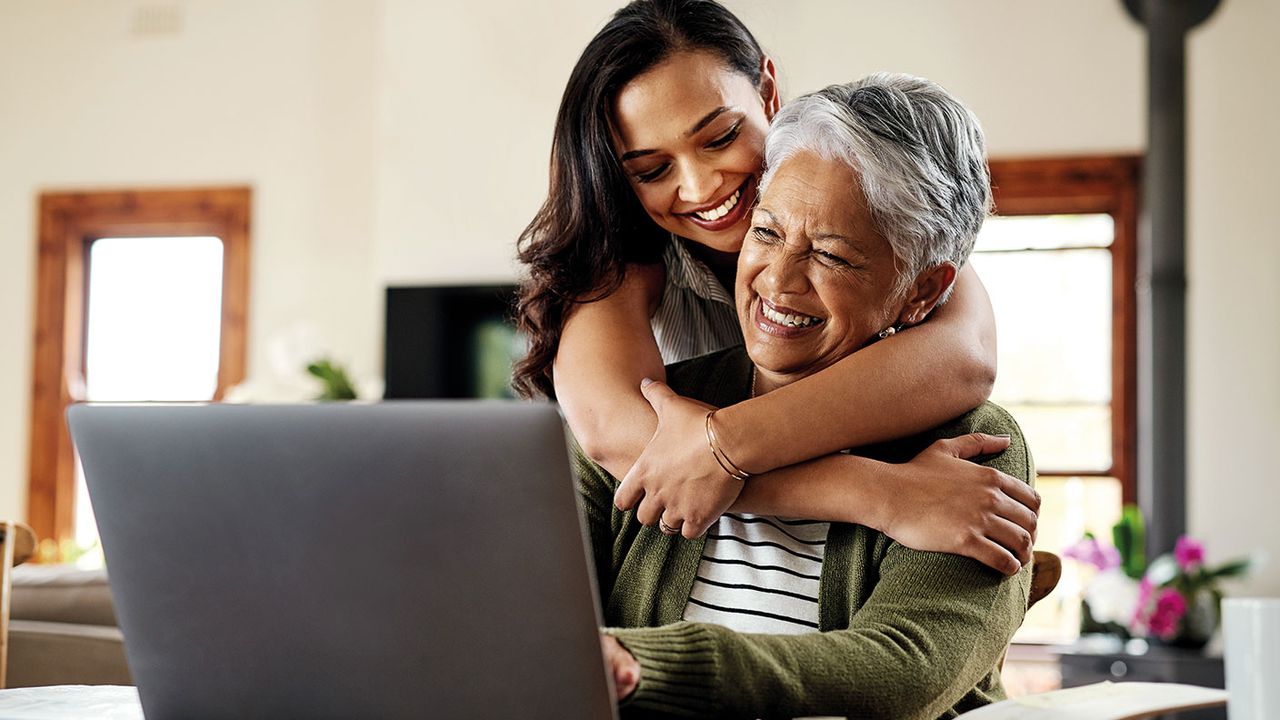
[956,681,1227,720]
[0,685,143,720]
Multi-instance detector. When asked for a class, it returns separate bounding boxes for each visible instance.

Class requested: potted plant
[1065,505,1253,649]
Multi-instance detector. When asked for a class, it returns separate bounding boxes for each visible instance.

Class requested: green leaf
[1113,504,1147,579]
[1205,557,1253,580]
[306,358,358,401]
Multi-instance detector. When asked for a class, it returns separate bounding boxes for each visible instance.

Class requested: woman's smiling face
[611,50,777,256]
[737,151,907,391]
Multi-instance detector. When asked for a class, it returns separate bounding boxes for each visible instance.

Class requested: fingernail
[995,434,1011,440]
[641,377,653,387]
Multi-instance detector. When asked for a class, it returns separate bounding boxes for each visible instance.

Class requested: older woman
[575,74,1033,719]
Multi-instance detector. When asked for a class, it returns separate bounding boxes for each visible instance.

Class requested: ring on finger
[659,519,682,535]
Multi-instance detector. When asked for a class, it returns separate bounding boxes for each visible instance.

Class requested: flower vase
[1168,589,1218,650]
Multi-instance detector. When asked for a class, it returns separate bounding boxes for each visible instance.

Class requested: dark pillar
[1124,0,1219,560]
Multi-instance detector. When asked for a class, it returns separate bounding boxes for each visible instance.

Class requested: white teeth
[693,188,741,222]
[761,302,821,328]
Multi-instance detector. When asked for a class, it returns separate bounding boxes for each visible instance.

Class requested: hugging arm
[614,267,1039,572]
[553,262,666,481]
[557,264,1037,574]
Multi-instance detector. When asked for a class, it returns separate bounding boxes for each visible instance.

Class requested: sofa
[8,564,131,687]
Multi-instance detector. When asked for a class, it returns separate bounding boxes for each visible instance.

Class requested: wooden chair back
[1028,550,1062,610]
[1,521,37,690]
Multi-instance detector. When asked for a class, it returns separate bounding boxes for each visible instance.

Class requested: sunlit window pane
[85,236,224,401]
[970,248,1111,403]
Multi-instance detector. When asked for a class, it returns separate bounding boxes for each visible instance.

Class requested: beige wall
[1186,0,1280,595]
[1,0,1275,592]
[0,0,382,520]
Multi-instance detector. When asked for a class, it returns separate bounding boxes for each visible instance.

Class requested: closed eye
[815,249,849,266]
[634,164,669,184]
[706,122,742,150]
[750,226,781,243]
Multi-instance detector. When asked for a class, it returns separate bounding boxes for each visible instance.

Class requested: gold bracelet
[705,409,752,482]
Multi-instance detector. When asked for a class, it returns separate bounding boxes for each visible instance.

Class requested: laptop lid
[68,401,616,720]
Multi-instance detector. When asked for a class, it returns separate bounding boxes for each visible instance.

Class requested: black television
[383,285,523,399]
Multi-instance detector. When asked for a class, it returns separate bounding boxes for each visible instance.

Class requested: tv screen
[383,285,523,399]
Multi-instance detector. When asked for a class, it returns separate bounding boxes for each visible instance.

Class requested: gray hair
[760,73,991,303]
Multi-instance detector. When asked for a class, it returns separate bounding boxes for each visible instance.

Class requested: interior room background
[0,0,1275,599]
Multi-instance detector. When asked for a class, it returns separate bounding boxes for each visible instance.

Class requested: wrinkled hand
[600,634,640,701]
[881,433,1041,576]
[614,379,744,539]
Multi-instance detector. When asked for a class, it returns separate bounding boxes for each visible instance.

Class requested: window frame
[985,155,1140,502]
[28,188,251,556]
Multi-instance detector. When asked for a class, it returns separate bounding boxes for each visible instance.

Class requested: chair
[1028,550,1062,610]
[1,521,38,689]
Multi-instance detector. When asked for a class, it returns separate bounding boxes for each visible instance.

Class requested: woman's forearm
[553,263,666,479]
[715,263,996,474]
[729,453,895,528]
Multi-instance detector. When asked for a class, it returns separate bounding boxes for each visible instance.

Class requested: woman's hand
[614,379,744,539]
[879,433,1040,576]
[600,634,640,701]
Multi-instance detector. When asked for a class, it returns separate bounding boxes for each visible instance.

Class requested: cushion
[6,619,131,688]
[10,564,118,627]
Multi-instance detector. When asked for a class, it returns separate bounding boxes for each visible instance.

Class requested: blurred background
[0,0,1276,690]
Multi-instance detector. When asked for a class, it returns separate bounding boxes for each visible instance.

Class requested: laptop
[67,402,617,720]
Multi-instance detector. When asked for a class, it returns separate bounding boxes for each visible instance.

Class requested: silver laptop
[67,402,616,720]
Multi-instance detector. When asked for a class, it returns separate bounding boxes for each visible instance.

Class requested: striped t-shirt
[683,513,830,634]
[651,237,744,364]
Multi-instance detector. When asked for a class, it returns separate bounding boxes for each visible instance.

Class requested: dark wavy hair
[512,0,766,399]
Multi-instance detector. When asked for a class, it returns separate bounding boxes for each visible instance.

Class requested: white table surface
[0,686,143,720]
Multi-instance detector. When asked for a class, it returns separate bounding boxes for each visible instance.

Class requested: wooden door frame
[27,188,251,555]
[987,155,1141,503]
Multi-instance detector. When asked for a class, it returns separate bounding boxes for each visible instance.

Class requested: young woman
[515,0,1038,574]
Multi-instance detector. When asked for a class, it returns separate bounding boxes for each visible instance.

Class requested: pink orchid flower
[1064,536,1122,572]
[1174,535,1205,572]
[1146,588,1188,639]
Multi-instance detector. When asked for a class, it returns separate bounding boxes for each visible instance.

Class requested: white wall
[1186,0,1280,595]
[371,0,619,284]
[0,0,381,519]
[1,0,1276,594]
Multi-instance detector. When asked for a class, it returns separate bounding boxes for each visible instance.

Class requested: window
[29,189,250,562]
[972,157,1139,643]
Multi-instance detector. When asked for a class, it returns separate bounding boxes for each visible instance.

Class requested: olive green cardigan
[573,347,1034,720]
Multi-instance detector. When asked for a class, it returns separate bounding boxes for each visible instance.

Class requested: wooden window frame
[27,188,251,555]
[986,155,1140,503]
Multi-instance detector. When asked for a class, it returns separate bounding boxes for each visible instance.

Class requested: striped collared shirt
[651,237,743,364]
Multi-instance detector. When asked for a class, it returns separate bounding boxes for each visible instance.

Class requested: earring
[877,325,897,340]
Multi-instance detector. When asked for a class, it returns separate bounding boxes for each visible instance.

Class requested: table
[0,685,142,719]
[1058,638,1226,720]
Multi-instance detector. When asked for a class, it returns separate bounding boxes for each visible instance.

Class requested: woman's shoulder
[851,402,1034,485]
[938,402,1035,485]
[944,401,1025,439]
